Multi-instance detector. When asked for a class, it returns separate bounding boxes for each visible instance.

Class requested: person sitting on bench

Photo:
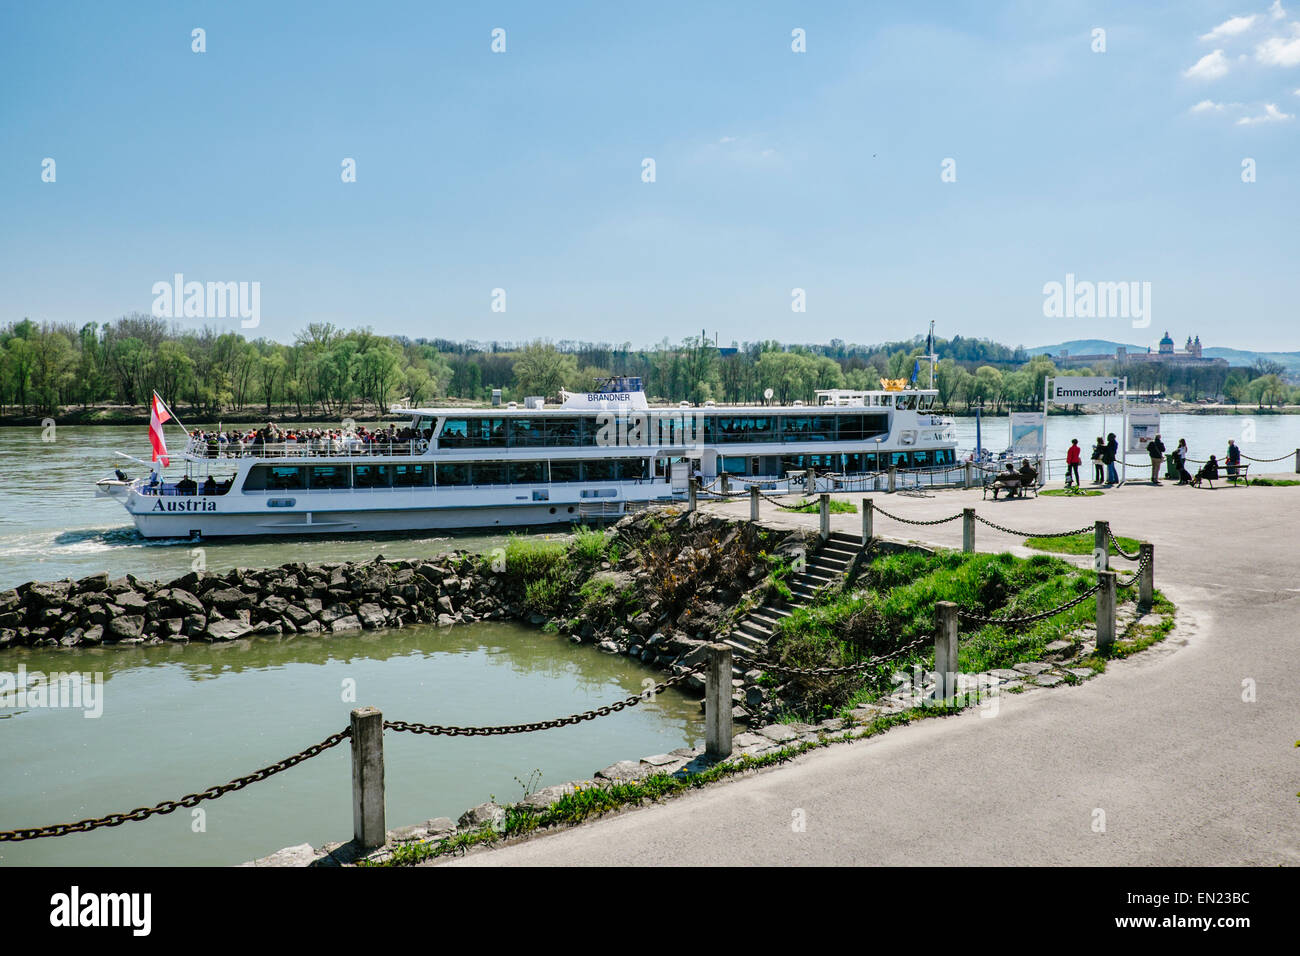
[1017,458,1038,489]
[1193,455,1220,488]
[992,462,1021,499]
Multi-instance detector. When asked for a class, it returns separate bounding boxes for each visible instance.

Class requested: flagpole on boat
[154,390,192,446]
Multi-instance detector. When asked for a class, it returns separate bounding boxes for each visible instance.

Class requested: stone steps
[726,534,865,678]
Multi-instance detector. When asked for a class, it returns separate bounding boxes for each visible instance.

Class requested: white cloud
[1236,102,1295,123]
[718,136,736,143]
[1185,49,1231,79]
[1201,15,1258,42]
[1190,99,1226,112]
[1270,1,1287,20]
[1256,27,1300,66]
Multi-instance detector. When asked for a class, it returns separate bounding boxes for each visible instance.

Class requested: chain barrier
[0,728,352,843]
[1116,549,1151,588]
[732,635,931,677]
[972,514,1092,539]
[872,505,964,527]
[1106,528,1143,561]
[383,668,699,737]
[957,585,1100,628]
[1242,451,1292,462]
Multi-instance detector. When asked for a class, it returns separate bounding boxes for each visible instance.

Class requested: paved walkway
[444,477,1300,866]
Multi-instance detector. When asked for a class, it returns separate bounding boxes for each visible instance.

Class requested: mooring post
[962,507,975,553]
[1094,520,1109,571]
[818,493,830,540]
[888,466,897,493]
[704,644,733,759]
[862,497,873,545]
[933,601,959,704]
[350,706,386,849]
[1096,571,1117,652]
[1295,448,1299,474]
[688,477,698,513]
[805,469,815,494]
[750,485,760,522]
[1138,542,1154,612]
[963,460,973,489]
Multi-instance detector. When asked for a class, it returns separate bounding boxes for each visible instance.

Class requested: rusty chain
[383,667,699,737]
[0,728,352,843]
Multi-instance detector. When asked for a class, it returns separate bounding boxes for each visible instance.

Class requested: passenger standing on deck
[1066,439,1082,487]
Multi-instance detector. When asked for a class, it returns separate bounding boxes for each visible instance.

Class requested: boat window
[508,460,547,484]
[889,452,911,468]
[353,464,393,488]
[581,459,618,481]
[242,465,305,491]
[438,419,469,448]
[508,418,545,447]
[897,394,918,411]
[393,463,434,487]
[435,462,471,486]
[912,450,932,468]
[308,465,350,490]
[549,460,581,482]
[471,461,508,485]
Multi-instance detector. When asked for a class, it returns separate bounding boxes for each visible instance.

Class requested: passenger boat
[96,377,959,539]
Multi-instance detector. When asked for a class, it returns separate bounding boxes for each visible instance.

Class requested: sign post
[1045,376,1128,485]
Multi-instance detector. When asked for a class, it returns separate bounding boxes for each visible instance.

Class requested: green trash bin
[1164,453,1180,481]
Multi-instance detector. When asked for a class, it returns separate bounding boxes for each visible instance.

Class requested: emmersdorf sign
[1051,377,1121,405]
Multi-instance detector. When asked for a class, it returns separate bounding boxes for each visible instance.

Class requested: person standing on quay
[1174,439,1192,484]
[1226,439,1242,480]
[1147,433,1166,485]
[1091,436,1106,484]
[1066,439,1082,487]
[1104,432,1119,485]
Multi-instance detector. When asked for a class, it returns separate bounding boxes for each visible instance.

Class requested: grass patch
[1040,487,1104,497]
[766,548,1139,720]
[781,498,858,514]
[1023,531,1142,556]
[1248,477,1300,487]
[366,707,942,867]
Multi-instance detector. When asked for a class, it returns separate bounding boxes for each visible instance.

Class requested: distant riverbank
[1,400,1297,427]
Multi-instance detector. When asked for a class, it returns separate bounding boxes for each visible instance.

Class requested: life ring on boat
[416,439,429,453]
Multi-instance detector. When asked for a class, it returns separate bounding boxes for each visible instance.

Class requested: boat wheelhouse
[98,377,958,539]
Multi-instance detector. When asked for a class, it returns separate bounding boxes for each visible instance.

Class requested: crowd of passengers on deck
[187,422,431,458]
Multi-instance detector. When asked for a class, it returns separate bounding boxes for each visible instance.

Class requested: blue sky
[1,0,1296,351]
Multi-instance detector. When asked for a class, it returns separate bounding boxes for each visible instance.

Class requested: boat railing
[185,438,426,460]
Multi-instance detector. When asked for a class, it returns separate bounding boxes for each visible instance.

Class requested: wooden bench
[1196,462,1249,488]
[982,472,1039,500]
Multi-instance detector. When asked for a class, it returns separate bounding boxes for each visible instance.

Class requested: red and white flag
[149,392,172,467]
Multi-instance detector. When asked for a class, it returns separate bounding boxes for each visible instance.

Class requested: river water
[0,425,704,866]
[0,621,702,866]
